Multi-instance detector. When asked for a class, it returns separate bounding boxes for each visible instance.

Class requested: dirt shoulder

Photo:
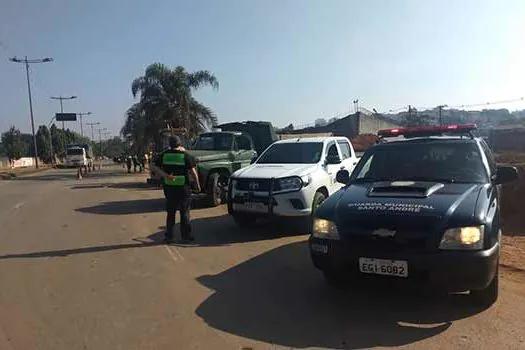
[496,152,525,281]
[0,166,52,180]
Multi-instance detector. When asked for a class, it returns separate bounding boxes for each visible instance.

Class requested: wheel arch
[316,186,329,198]
[206,167,231,184]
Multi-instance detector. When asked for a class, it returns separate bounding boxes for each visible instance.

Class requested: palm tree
[122,63,219,148]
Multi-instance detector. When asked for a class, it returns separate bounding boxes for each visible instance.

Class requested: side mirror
[325,155,342,165]
[250,156,257,164]
[336,169,350,184]
[494,165,519,185]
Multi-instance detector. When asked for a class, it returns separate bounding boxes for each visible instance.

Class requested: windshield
[193,133,233,151]
[67,148,84,156]
[257,142,323,164]
[352,141,488,183]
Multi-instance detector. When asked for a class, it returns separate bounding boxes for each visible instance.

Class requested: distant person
[132,155,139,172]
[151,136,201,243]
[126,155,132,173]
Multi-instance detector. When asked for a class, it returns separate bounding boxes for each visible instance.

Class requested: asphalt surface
[0,166,524,350]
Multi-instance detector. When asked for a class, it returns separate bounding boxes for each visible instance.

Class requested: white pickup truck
[227,136,360,230]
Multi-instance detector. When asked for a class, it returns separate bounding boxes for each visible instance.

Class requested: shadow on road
[76,198,165,215]
[14,168,128,182]
[139,214,306,247]
[0,215,303,259]
[0,241,160,260]
[70,181,157,191]
[75,195,228,215]
[196,240,486,349]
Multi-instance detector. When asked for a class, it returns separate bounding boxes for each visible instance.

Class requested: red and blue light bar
[377,124,478,138]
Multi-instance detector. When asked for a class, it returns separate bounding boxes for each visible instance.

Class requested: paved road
[0,167,524,350]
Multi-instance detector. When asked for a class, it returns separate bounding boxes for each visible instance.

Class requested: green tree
[50,124,67,156]
[49,124,91,156]
[36,125,52,162]
[0,141,5,157]
[1,126,25,161]
[123,63,219,150]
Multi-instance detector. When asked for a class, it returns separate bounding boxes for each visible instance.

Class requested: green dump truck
[147,121,277,207]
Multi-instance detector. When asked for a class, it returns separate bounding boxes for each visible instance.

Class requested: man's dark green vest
[162,152,186,186]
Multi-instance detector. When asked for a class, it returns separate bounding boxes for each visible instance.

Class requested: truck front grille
[235,178,280,192]
[340,214,442,252]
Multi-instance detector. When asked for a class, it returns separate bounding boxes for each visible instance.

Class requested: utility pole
[47,116,56,166]
[437,105,448,125]
[77,112,92,137]
[102,131,111,157]
[87,122,100,141]
[9,56,54,169]
[51,95,77,129]
[97,128,107,158]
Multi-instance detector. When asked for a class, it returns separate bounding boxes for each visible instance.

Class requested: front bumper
[227,178,314,217]
[309,237,499,292]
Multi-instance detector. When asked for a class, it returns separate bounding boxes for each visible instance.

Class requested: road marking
[13,202,25,210]
[163,245,185,263]
[164,245,179,263]
[172,246,185,261]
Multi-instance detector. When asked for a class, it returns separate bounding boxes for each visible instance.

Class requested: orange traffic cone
[77,167,83,180]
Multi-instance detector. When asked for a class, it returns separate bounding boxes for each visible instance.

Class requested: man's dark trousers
[163,186,192,240]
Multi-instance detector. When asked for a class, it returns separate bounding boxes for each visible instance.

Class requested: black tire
[206,172,225,207]
[232,214,257,229]
[299,191,327,233]
[471,267,499,307]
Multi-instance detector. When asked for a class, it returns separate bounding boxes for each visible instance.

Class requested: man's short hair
[169,136,182,148]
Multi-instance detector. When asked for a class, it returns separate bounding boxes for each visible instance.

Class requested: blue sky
[1,0,525,137]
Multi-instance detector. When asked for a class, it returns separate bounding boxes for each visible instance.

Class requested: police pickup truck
[228,136,360,229]
[309,124,518,306]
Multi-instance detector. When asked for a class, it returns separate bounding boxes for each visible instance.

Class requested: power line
[382,97,525,115]
[448,97,525,109]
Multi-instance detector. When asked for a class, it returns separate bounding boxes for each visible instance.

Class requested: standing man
[151,136,201,243]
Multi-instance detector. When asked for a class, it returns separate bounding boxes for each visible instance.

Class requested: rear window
[352,141,488,183]
[67,148,84,156]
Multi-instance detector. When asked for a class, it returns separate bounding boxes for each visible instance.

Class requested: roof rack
[377,124,477,141]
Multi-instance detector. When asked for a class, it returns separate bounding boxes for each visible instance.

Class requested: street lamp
[9,56,54,169]
[86,122,100,141]
[77,112,92,137]
[50,95,77,129]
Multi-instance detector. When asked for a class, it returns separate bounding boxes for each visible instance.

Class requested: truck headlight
[439,226,484,250]
[278,176,303,192]
[300,174,312,187]
[312,218,340,240]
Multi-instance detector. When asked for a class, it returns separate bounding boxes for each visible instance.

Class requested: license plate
[358,258,408,277]
[242,202,266,211]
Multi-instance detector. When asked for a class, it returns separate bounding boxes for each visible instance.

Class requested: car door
[337,139,358,174]
[233,134,257,171]
[324,142,344,194]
